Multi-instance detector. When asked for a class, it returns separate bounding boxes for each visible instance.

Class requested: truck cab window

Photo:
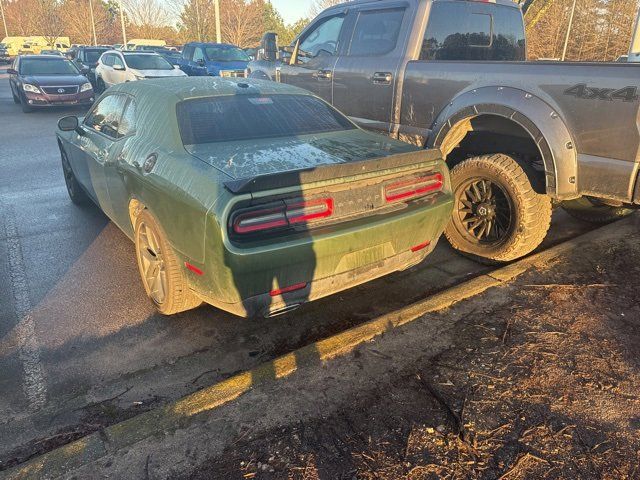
[421,2,525,61]
[348,8,405,56]
[299,15,345,58]
[193,47,206,63]
[182,45,195,61]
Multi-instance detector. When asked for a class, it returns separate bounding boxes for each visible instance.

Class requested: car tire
[61,149,90,205]
[134,210,202,315]
[561,197,633,224]
[444,153,552,263]
[20,94,34,113]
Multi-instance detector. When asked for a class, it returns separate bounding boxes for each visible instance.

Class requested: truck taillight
[384,173,443,203]
[233,198,334,234]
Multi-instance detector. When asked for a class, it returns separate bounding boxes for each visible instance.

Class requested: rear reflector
[270,282,307,297]
[411,240,431,253]
[385,173,443,203]
[185,262,204,275]
[233,198,333,235]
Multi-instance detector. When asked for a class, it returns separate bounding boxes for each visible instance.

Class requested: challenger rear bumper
[191,192,453,318]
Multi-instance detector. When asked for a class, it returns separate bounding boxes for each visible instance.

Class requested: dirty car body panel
[56,77,452,317]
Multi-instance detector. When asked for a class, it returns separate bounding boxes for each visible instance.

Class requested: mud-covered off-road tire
[134,210,202,315]
[561,197,633,224]
[444,154,552,263]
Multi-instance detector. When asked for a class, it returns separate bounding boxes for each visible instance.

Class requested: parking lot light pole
[214,0,221,43]
[119,0,127,47]
[88,0,97,46]
[561,0,577,61]
[0,0,8,39]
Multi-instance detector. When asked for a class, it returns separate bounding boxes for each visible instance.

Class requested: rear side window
[348,8,405,56]
[84,94,127,139]
[177,94,356,145]
[421,2,525,61]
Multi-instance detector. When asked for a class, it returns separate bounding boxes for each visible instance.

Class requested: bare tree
[121,0,171,38]
[61,0,114,45]
[33,0,65,46]
[219,0,263,47]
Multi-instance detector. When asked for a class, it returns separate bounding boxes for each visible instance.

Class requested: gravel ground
[191,226,640,480]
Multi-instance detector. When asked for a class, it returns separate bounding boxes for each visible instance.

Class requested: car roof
[109,77,312,102]
[184,42,241,48]
[20,55,69,60]
[323,0,519,11]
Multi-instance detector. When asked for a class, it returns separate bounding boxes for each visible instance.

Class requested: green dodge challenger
[56,77,453,317]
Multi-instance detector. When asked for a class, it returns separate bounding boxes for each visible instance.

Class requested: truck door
[180,45,195,75]
[332,4,408,134]
[279,12,348,102]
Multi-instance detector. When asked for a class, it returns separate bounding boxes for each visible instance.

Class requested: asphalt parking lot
[0,67,595,470]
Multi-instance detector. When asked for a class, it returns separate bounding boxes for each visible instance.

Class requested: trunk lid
[186,129,418,181]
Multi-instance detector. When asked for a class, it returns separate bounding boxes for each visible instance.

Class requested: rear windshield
[124,53,174,70]
[421,2,525,61]
[20,58,79,75]
[177,94,356,145]
[205,46,250,62]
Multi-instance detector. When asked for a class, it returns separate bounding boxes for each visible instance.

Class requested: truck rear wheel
[444,154,552,263]
[561,197,633,224]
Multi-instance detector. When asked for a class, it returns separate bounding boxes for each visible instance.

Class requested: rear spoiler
[223,148,442,194]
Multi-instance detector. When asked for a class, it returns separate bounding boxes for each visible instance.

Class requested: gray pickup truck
[248,0,640,262]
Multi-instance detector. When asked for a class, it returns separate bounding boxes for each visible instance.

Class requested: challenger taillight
[233,198,334,235]
[384,173,443,203]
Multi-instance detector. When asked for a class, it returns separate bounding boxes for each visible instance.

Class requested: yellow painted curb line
[3,216,637,480]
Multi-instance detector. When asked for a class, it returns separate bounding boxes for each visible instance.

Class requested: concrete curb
[3,215,637,480]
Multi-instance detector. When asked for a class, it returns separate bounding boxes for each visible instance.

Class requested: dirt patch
[190,238,640,479]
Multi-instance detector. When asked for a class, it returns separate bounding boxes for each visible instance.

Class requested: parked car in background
[8,55,94,113]
[71,46,110,84]
[125,38,166,50]
[179,42,249,77]
[0,43,10,64]
[136,45,183,65]
[250,0,640,263]
[56,77,452,317]
[40,49,64,56]
[94,50,186,91]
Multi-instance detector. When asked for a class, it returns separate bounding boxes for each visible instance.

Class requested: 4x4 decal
[564,84,639,102]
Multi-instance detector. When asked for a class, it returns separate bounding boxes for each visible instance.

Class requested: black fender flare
[427,86,578,200]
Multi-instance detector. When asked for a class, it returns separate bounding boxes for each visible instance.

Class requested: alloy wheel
[137,222,168,305]
[454,177,513,245]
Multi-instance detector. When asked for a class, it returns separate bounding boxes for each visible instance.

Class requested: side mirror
[58,115,80,133]
[258,32,278,62]
[7,68,17,75]
[113,64,125,71]
[197,58,205,66]
[80,66,90,74]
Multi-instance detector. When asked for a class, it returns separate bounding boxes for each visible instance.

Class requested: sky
[271,0,315,24]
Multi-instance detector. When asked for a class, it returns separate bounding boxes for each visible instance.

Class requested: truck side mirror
[258,32,278,62]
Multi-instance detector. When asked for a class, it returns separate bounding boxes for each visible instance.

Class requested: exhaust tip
[264,303,302,318]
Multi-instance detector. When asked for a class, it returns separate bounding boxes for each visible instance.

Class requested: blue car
[179,42,249,77]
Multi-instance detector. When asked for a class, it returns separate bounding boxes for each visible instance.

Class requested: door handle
[314,69,332,80]
[372,72,393,85]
